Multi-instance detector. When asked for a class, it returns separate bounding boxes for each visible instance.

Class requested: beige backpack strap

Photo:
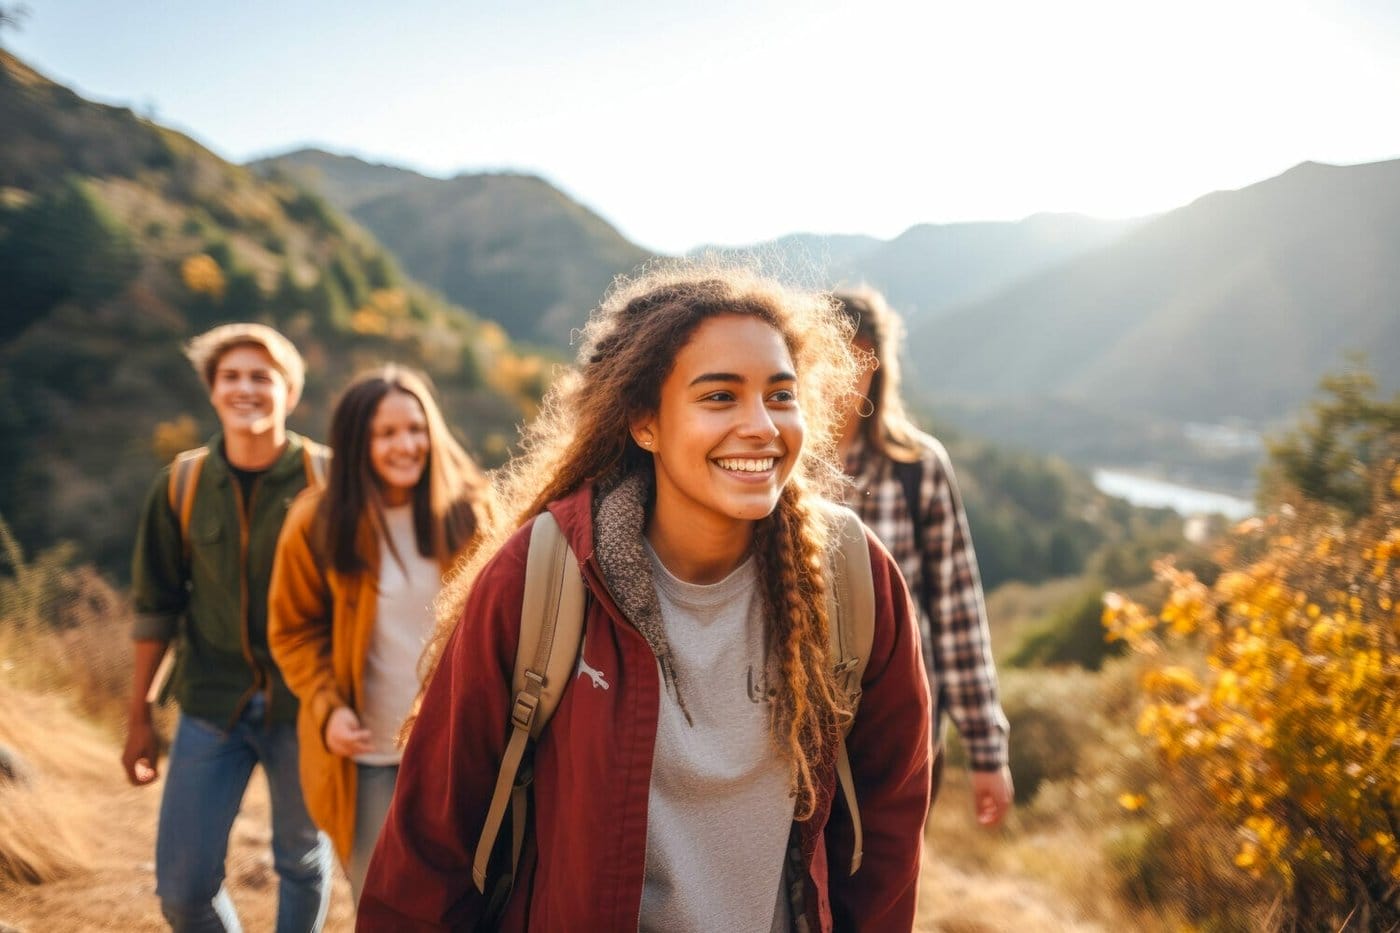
[825,506,875,876]
[167,447,209,563]
[301,441,331,488]
[472,511,586,895]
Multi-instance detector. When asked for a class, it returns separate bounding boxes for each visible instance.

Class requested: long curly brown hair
[419,261,860,819]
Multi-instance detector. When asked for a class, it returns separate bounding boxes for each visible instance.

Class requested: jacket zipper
[228,475,267,728]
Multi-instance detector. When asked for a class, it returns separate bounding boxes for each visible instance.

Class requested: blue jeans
[348,763,398,905]
[155,695,332,932]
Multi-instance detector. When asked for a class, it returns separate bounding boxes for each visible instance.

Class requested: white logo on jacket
[576,653,609,690]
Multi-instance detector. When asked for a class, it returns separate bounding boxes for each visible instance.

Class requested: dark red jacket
[358,485,931,931]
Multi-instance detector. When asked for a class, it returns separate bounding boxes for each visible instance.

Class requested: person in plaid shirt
[834,287,1013,827]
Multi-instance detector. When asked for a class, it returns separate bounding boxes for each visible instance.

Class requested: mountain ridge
[899,156,1400,490]
[250,148,654,346]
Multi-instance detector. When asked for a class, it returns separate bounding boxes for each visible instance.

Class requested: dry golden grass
[0,525,135,737]
[0,684,130,893]
[0,682,357,931]
[0,687,102,890]
[0,523,356,929]
[919,769,1182,932]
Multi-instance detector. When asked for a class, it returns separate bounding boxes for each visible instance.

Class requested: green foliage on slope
[0,51,551,577]
[253,149,655,347]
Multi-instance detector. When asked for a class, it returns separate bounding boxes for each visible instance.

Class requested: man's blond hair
[184,323,306,408]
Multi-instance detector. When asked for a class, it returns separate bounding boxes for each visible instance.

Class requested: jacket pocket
[188,519,245,654]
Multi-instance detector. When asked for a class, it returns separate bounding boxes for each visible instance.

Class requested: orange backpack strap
[167,447,210,563]
[301,441,332,489]
[149,447,208,704]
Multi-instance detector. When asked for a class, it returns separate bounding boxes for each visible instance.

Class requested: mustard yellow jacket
[267,489,460,863]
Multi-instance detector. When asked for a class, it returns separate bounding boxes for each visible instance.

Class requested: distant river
[1092,468,1255,520]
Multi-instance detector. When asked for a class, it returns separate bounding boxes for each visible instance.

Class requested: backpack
[471,506,876,903]
[166,442,332,559]
[144,442,332,704]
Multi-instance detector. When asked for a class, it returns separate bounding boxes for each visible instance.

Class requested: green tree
[0,177,139,339]
[1264,365,1400,516]
[1008,584,1125,670]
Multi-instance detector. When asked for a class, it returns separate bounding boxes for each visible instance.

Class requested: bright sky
[8,0,1400,254]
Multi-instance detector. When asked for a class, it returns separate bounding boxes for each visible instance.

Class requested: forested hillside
[251,149,654,347]
[0,49,1206,592]
[0,52,552,576]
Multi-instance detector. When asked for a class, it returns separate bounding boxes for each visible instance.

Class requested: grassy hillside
[0,52,551,577]
[906,159,1400,424]
[251,149,655,347]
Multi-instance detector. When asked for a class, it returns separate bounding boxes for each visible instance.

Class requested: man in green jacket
[123,323,332,932]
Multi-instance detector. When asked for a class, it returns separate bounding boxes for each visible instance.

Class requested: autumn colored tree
[1106,394,1400,928]
[180,253,225,301]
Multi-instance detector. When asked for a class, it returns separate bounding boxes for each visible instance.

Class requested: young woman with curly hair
[268,365,489,903]
[358,266,932,932]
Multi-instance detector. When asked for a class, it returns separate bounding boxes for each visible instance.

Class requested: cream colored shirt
[355,505,439,765]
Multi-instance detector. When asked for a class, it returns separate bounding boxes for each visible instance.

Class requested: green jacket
[131,431,326,725]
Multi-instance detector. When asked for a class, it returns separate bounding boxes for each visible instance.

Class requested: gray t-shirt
[639,545,794,933]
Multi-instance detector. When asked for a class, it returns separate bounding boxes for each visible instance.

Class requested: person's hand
[970,766,1014,827]
[325,706,374,758]
[122,708,160,786]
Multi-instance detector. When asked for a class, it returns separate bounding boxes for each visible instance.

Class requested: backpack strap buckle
[511,691,540,731]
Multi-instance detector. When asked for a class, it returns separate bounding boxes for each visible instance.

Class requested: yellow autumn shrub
[1105,458,1400,929]
[179,253,225,301]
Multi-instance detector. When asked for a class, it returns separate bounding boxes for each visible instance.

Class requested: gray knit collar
[591,472,692,722]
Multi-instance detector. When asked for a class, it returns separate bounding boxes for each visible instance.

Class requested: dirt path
[0,773,357,931]
[0,687,355,932]
[0,687,1095,932]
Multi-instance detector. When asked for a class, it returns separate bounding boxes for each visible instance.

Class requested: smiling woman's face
[368,389,429,506]
[631,313,805,536]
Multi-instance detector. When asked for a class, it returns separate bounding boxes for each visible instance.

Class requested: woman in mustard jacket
[269,365,488,902]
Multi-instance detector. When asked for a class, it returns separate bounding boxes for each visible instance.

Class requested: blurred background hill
[904,158,1400,491]
[695,212,1141,319]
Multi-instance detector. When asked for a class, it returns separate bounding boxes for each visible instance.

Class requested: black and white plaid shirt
[842,430,1009,771]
